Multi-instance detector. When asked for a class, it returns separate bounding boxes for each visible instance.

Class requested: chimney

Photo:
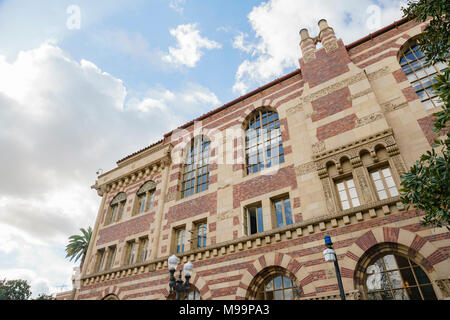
[299,28,316,63]
[317,19,338,52]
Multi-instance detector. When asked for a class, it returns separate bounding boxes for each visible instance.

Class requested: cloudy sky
[0,0,406,297]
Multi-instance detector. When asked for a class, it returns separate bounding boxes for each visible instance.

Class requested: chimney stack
[317,19,338,52]
[299,28,316,63]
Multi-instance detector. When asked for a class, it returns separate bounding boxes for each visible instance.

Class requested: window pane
[413,266,431,285]
[283,276,293,288]
[342,200,350,210]
[275,201,283,228]
[257,206,264,233]
[383,254,398,271]
[374,180,385,191]
[337,182,345,191]
[420,285,437,300]
[351,197,360,207]
[378,190,388,200]
[371,171,380,180]
[392,289,409,300]
[274,276,282,290]
[387,271,403,289]
[284,199,293,226]
[389,187,399,197]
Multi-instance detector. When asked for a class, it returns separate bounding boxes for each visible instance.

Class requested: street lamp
[168,255,194,300]
[323,235,346,300]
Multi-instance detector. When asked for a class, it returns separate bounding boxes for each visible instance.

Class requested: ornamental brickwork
[57,17,450,301]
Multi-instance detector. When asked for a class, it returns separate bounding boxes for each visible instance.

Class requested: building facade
[59,17,450,300]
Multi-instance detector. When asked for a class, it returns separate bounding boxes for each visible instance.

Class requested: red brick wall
[316,114,358,141]
[311,87,352,122]
[233,165,298,209]
[300,40,351,88]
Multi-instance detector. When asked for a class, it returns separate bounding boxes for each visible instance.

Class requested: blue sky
[0,0,406,297]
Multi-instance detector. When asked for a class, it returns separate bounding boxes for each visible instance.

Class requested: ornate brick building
[58,17,450,300]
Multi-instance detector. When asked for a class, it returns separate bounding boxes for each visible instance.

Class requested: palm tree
[65,227,92,271]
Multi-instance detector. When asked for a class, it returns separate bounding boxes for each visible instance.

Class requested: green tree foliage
[400,0,450,230]
[0,279,32,300]
[402,0,450,65]
[34,293,56,300]
[65,227,92,267]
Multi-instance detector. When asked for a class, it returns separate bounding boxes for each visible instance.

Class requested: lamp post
[168,255,194,300]
[323,235,346,300]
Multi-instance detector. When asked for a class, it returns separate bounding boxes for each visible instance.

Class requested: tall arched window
[181,135,210,198]
[107,192,127,225]
[364,252,437,300]
[399,41,447,110]
[245,108,284,175]
[135,181,156,215]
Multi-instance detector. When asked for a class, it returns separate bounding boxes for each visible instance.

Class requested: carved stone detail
[312,141,326,154]
[295,162,316,176]
[351,88,373,101]
[354,167,375,203]
[321,178,337,214]
[355,112,384,128]
[391,154,407,176]
[435,279,450,298]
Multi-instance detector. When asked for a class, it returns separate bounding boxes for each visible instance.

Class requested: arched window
[135,181,156,215]
[247,266,301,300]
[399,40,447,110]
[364,252,437,300]
[181,135,210,198]
[245,108,284,175]
[107,192,126,225]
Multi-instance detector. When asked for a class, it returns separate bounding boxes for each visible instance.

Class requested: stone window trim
[314,129,407,214]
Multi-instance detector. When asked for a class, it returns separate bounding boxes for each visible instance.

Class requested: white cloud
[168,0,187,13]
[232,0,405,95]
[0,42,219,295]
[163,23,222,68]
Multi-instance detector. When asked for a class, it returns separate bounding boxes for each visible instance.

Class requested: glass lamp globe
[183,261,194,278]
[168,255,179,271]
[323,248,336,262]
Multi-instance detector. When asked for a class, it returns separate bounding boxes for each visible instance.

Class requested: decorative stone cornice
[99,155,171,195]
[80,197,403,285]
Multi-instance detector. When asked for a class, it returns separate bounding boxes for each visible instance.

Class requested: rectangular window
[273,197,293,228]
[137,193,147,215]
[126,241,137,265]
[110,205,119,224]
[105,246,116,271]
[95,250,106,273]
[245,204,264,235]
[175,228,186,254]
[195,222,207,249]
[138,238,149,263]
[370,167,399,200]
[336,177,361,210]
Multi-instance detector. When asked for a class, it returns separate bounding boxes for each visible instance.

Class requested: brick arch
[235,252,315,300]
[339,227,449,292]
[190,271,212,300]
[101,285,124,300]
